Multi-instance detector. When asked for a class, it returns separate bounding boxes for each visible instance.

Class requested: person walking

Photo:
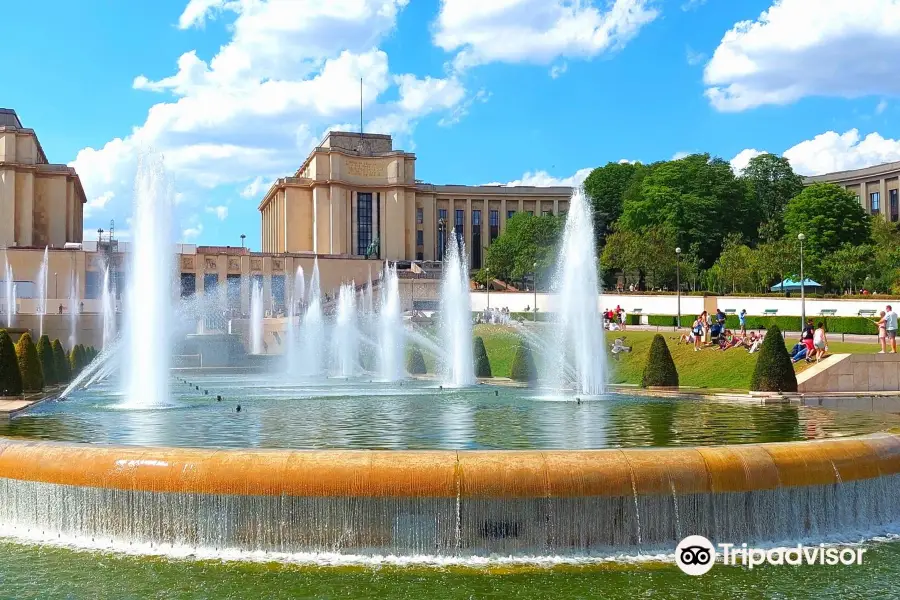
[692,315,704,352]
[813,322,829,363]
[885,305,898,353]
[738,309,747,336]
[876,310,887,353]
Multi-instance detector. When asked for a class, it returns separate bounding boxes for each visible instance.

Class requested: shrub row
[0,331,83,396]
[633,314,879,335]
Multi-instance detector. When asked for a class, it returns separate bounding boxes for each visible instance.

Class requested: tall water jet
[285,265,304,372]
[298,259,324,378]
[333,281,359,377]
[439,233,475,387]
[101,266,116,349]
[377,262,405,381]
[68,273,79,349]
[36,246,48,338]
[250,281,264,354]
[122,153,174,408]
[550,188,606,395]
[3,254,13,328]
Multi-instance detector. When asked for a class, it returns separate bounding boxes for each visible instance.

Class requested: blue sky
[4,0,900,249]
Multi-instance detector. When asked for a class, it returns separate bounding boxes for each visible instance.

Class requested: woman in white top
[875,311,887,353]
[813,322,828,363]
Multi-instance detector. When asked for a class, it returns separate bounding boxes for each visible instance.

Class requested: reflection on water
[0,375,897,450]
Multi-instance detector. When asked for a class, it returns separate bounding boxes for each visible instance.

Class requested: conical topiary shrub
[750,325,798,392]
[510,340,537,384]
[406,347,427,375]
[69,347,80,377]
[76,345,87,372]
[15,332,43,392]
[0,330,23,396]
[473,336,492,378]
[52,339,70,384]
[641,334,679,388]
[36,334,56,386]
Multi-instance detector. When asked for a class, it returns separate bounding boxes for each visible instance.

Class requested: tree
[69,347,80,377]
[869,218,900,293]
[36,334,57,386]
[740,153,805,242]
[483,212,564,287]
[0,330,22,396]
[52,339,71,384]
[473,336,492,378]
[601,225,676,290]
[749,325,797,392]
[15,332,43,392]
[406,347,427,375]
[641,334,679,387]
[583,161,640,242]
[510,340,537,383]
[712,234,755,293]
[755,238,797,291]
[784,184,871,278]
[820,244,875,293]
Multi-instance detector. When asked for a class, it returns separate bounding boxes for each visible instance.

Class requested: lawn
[475,325,881,391]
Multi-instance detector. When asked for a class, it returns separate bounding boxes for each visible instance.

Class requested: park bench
[632,308,642,314]
[819,309,837,316]
[763,309,778,316]
[858,309,877,317]
[724,309,737,315]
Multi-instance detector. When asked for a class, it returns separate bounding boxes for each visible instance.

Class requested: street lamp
[240,234,246,249]
[675,247,682,328]
[798,233,806,328]
[54,272,58,299]
[437,218,446,261]
[533,261,538,320]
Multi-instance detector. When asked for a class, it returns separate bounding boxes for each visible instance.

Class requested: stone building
[804,161,900,222]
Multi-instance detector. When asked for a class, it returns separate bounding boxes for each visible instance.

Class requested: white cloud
[434,0,658,71]
[206,205,229,220]
[671,151,692,160]
[83,191,115,218]
[681,0,707,10]
[241,176,273,199]
[549,63,568,78]
[704,0,900,112]
[487,167,592,188]
[876,99,888,114]
[730,129,900,176]
[685,46,705,66]
[183,223,204,240]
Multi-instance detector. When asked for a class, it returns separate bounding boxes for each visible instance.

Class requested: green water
[0,539,897,599]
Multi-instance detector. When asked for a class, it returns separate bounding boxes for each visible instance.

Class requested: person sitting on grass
[790,341,809,363]
[746,332,763,354]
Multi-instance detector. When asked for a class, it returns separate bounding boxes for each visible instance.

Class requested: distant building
[804,161,900,222]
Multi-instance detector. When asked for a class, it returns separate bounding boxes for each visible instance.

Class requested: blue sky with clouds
[4,0,900,248]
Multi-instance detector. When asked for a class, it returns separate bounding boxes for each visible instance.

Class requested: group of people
[682,308,763,353]
[875,305,898,353]
[478,307,512,325]
[603,306,627,331]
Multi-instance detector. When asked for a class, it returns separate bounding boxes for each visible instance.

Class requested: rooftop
[804,160,900,184]
[0,108,23,129]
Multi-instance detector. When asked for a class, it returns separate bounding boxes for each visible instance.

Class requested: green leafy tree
[582,161,640,242]
[641,334,679,387]
[712,234,755,293]
[473,336,492,378]
[755,238,798,291]
[602,226,676,290]
[406,347,427,375]
[869,218,900,293]
[740,153,805,242]
[820,244,875,293]
[784,184,871,278]
[51,339,71,384]
[749,325,797,392]
[484,212,564,287]
[36,334,57,386]
[510,340,538,384]
[15,332,43,392]
[0,330,23,396]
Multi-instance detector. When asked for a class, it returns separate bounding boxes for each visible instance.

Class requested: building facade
[0,109,86,248]
[258,131,573,269]
[804,161,900,222]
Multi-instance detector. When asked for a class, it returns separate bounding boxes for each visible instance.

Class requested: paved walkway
[0,386,63,418]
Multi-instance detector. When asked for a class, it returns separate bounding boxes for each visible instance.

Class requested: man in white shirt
[885,305,898,353]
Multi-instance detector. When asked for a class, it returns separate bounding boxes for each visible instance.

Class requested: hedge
[508,311,553,322]
[406,347,427,375]
[473,336,492,378]
[641,334,679,388]
[0,330,22,396]
[52,339,71,384]
[15,332,43,392]
[647,314,678,327]
[749,325,797,392]
[36,334,56,386]
[631,314,878,335]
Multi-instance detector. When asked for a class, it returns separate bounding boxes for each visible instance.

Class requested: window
[272,275,285,312]
[507,210,516,220]
[85,271,102,299]
[180,273,196,298]
[542,210,552,216]
[527,210,534,216]
[226,274,241,311]
[891,189,899,222]
[357,192,373,255]
[437,208,448,261]
[455,208,464,245]
[489,209,499,244]
[472,210,482,269]
[871,192,881,215]
[416,230,424,246]
[416,251,424,261]
[416,207,423,224]
[203,273,219,295]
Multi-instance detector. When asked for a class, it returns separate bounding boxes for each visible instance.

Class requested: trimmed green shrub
[510,340,538,383]
[52,340,70,384]
[626,314,641,325]
[473,336,492,378]
[15,332,43,392]
[36,334,56,386]
[77,345,87,371]
[0,330,23,396]
[641,334,679,388]
[647,314,678,327]
[509,311,552,322]
[69,347,80,377]
[406,347,427,375]
[749,325,798,393]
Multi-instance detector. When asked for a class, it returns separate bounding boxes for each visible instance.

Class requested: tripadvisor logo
[675,535,867,575]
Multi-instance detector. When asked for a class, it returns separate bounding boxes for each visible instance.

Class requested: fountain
[121,152,173,408]
[377,261,405,381]
[333,282,359,377]
[297,258,324,378]
[101,266,116,349]
[549,188,606,395]
[250,281,264,354]
[439,232,475,387]
[68,273,79,349]
[3,253,13,328]
[36,246,48,338]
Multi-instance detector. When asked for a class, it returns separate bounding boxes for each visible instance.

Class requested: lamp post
[437,218,446,261]
[533,260,538,320]
[54,272,58,299]
[675,247,682,328]
[798,233,806,329]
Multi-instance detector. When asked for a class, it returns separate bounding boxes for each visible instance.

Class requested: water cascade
[377,262,405,381]
[439,232,475,387]
[69,273,79,349]
[121,153,173,408]
[333,282,359,377]
[550,188,606,395]
[101,266,116,349]
[299,259,324,378]
[36,246,48,338]
[250,282,264,354]
[285,266,304,371]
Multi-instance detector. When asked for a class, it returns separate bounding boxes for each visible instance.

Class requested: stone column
[880,178,887,217]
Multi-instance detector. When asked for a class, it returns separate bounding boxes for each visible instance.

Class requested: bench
[632,308,643,314]
[763,309,778,316]
[858,309,877,317]
[724,309,737,315]
[819,309,837,316]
